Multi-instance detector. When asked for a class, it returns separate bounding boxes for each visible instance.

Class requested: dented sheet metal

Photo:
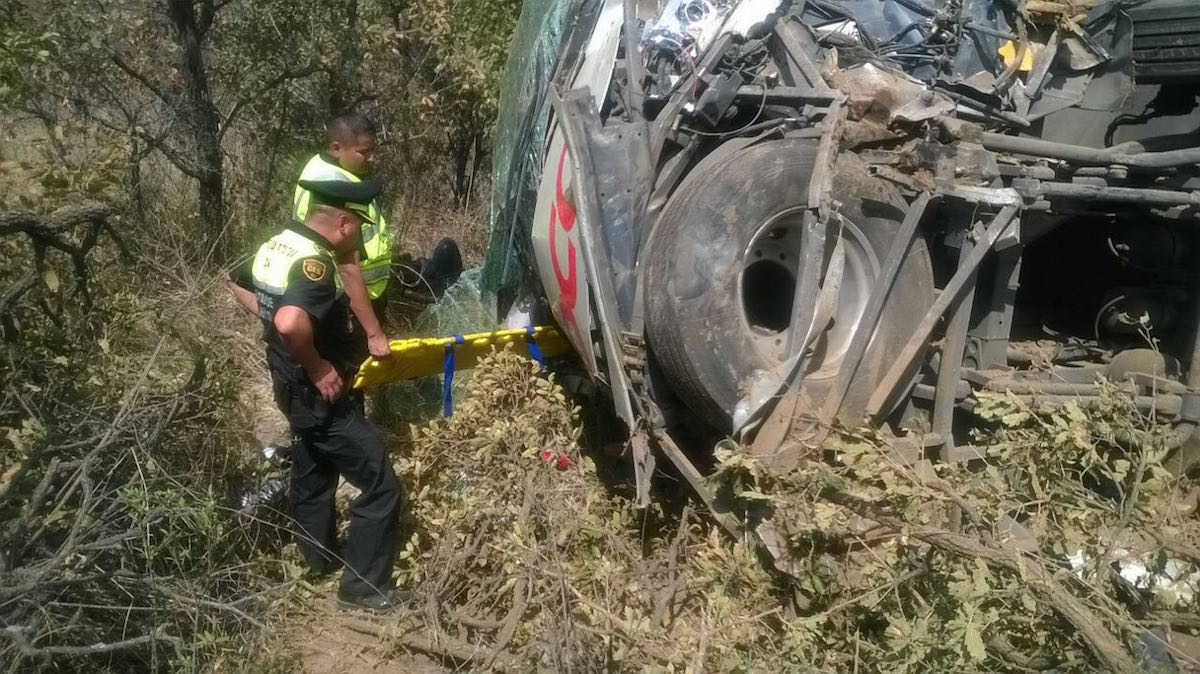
[491,0,1200,517]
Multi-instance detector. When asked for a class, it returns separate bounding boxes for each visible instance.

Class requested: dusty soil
[290,606,447,674]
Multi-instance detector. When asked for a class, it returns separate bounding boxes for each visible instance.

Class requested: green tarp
[481,0,577,307]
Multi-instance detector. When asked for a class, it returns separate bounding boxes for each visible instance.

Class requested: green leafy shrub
[708,384,1200,673]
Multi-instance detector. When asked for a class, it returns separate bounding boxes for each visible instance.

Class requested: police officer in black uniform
[228,178,403,612]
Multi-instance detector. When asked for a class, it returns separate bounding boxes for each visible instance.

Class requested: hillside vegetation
[1,1,1198,672]
[1,0,516,669]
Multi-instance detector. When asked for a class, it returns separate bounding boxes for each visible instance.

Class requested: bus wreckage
[486,0,1200,526]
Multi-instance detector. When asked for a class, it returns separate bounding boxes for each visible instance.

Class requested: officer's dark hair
[327,113,377,145]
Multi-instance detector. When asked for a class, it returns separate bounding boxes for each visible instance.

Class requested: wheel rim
[739,208,881,379]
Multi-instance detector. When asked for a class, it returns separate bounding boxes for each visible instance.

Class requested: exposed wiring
[679,82,771,138]
[993,0,1028,94]
[963,19,1019,42]
[877,22,931,54]
[1094,294,1128,342]
[685,47,701,101]
[1106,235,1125,263]
[1104,113,1154,147]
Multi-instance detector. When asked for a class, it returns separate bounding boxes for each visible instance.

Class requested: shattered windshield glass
[483,0,580,307]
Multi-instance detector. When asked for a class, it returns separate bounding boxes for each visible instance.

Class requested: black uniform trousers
[284,388,400,599]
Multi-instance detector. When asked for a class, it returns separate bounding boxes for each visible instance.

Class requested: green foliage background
[0,0,524,669]
[1,0,521,248]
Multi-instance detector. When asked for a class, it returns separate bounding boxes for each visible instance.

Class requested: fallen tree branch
[1,624,180,657]
[485,576,527,668]
[481,476,536,667]
[0,202,115,312]
[1149,611,1200,630]
[820,483,1141,674]
[0,271,37,339]
[0,203,111,237]
[442,608,504,631]
[986,632,1061,671]
[1148,529,1200,566]
[652,506,693,629]
[342,618,499,667]
[163,588,267,630]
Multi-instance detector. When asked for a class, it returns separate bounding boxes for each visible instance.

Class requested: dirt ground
[289,607,448,674]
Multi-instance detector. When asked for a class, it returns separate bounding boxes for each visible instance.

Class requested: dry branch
[1,624,180,657]
[0,315,257,669]
[821,485,1141,673]
[342,618,499,666]
[0,202,116,314]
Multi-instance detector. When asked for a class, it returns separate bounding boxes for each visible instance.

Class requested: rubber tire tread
[644,138,934,431]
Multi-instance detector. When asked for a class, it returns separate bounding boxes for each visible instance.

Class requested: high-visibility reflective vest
[251,227,357,425]
[293,154,393,299]
[250,228,337,323]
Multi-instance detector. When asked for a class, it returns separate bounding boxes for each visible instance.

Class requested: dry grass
[392,202,491,267]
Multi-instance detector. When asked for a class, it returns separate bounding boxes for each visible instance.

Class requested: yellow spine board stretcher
[353,326,572,390]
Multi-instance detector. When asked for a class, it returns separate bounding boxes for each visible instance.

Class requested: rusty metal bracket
[932,223,979,461]
[650,429,743,537]
[866,204,1022,422]
[934,182,1023,208]
[621,0,646,121]
[818,192,934,426]
[808,97,846,218]
[785,211,843,359]
[731,94,847,447]
[746,192,934,467]
[770,15,833,92]
[629,431,656,508]
[651,429,796,576]
[735,211,845,439]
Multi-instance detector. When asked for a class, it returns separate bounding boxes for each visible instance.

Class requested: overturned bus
[484,0,1200,505]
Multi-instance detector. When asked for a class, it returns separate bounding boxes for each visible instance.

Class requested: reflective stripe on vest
[250,229,332,317]
[293,154,393,299]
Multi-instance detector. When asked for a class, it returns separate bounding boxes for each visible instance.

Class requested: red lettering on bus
[549,144,578,318]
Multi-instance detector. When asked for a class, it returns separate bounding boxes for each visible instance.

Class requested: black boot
[336,587,412,613]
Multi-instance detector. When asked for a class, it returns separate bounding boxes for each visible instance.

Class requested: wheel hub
[740,209,880,378]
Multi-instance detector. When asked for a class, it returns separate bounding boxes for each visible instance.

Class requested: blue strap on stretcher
[525,326,546,368]
[442,333,465,417]
[443,329,546,417]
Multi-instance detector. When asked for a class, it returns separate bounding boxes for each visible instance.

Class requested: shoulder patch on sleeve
[301,258,328,282]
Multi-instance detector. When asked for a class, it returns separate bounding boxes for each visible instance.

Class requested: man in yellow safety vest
[293,113,393,360]
[229,177,405,612]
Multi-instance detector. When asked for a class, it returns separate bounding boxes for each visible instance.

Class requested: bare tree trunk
[165,0,225,252]
[328,0,362,114]
[450,127,472,207]
[128,136,147,227]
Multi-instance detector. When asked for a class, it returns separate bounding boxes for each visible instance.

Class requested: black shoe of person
[336,587,412,613]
